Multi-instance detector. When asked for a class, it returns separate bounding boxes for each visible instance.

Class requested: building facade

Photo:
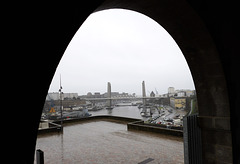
[46,92,78,100]
[170,97,186,109]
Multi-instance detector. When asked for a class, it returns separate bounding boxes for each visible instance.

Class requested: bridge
[84,97,161,101]
[84,81,163,107]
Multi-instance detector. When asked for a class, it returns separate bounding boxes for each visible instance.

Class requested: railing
[38,122,62,134]
[183,114,202,164]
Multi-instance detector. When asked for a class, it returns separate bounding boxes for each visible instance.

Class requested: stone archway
[8,0,238,163]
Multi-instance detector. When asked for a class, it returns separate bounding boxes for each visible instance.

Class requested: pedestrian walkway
[36,120,184,163]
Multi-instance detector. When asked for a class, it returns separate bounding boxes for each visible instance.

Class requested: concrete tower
[107,82,111,98]
[142,81,146,106]
[106,82,112,109]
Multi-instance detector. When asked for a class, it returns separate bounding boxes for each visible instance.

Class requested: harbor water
[90,104,143,119]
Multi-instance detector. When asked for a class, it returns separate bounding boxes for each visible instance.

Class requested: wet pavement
[35,120,184,164]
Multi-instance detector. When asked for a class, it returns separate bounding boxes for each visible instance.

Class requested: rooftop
[36,119,184,163]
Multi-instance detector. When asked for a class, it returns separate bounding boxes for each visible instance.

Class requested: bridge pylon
[142,81,146,106]
[106,82,112,109]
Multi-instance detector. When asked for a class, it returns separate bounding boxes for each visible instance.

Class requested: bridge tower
[106,82,112,108]
[142,81,146,106]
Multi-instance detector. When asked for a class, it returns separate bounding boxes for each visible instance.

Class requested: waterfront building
[46,92,78,100]
[168,87,175,94]
[94,92,101,98]
[86,92,92,97]
[168,87,175,97]
[150,91,155,97]
[64,93,78,99]
[170,97,186,109]
[177,91,186,97]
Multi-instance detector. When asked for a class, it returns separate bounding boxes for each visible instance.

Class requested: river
[88,103,187,125]
[90,104,143,119]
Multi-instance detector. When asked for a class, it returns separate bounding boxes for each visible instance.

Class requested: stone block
[202,143,233,164]
[215,103,230,117]
[201,129,232,146]
[215,145,233,163]
[215,117,231,131]
[198,116,231,131]
[198,104,214,116]
[198,116,214,129]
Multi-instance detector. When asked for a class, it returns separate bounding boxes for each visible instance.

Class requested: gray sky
[49,9,195,96]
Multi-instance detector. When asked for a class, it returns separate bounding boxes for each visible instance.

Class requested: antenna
[59,74,63,129]
[59,74,62,91]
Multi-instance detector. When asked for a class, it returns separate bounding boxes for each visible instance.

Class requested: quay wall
[39,115,183,137]
[127,120,183,137]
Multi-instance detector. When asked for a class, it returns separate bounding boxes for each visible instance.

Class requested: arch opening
[16,0,233,163]
[37,1,232,163]
[37,8,198,163]
[44,8,197,123]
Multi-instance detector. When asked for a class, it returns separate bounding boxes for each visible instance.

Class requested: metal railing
[183,114,202,164]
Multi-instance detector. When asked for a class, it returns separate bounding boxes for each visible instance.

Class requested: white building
[168,87,175,97]
[46,92,59,101]
[46,92,78,100]
[168,87,175,94]
[64,93,78,99]
[177,91,186,97]
[186,90,195,97]
[175,89,195,97]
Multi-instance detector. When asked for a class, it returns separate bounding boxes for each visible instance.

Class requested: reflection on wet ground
[35,120,183,164]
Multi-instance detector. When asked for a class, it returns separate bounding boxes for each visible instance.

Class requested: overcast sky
[48,9,195,96]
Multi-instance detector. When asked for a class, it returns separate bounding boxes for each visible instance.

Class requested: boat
[140,107,152,117]
[140,112,152,117]
[60,108,91,119]
[106,107,114,110]
[88,106,103,111]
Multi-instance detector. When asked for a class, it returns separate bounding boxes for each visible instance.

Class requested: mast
[59,74,63,128]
